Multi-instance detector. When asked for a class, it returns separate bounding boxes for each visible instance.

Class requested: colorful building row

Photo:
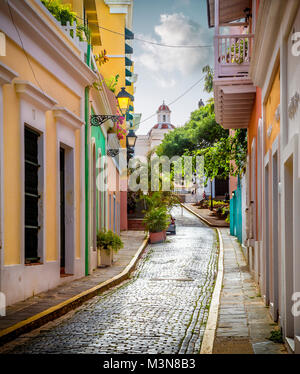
[208,0,300,353]
[0,0,138,307]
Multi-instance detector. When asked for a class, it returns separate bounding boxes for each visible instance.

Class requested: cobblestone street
[2,207,218,354]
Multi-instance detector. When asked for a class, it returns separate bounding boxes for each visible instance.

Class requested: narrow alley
[1,208,218,354]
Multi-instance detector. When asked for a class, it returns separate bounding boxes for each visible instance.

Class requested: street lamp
[126,128,137,148]
[126,127,137,163]
[116,87,132,116]
[90,87,132,127]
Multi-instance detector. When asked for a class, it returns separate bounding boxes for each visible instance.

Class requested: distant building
[135,102,176,159]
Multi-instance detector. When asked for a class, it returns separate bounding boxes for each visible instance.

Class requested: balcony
[214,33,256,129]
[215,34,253,78]
[208,0,256,129]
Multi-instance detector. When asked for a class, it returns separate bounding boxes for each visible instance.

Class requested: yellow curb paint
[200,228,224,354]
[0,235,149,342]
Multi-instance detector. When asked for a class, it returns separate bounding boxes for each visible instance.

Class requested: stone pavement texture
[0,231,146,335]
[213,228,287,354]
[0,207,218,354]
[184,203,229,227]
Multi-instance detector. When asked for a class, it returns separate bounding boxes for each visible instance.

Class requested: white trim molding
[0,0,98,93]
[104,0,132,14]
[0,61,18,85]
[15,80,57,111]
[53,106,84,130]
[0,62,17,294]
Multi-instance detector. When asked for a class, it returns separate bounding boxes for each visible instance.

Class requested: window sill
[25,262,43,266]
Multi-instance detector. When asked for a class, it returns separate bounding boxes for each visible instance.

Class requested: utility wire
[138,75,205,126]
[5,4,206,121]
[6,0,44,93]
[74,15,213,49]
[134,37,213,49]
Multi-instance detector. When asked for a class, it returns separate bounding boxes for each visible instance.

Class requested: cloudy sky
[132,0,214,134]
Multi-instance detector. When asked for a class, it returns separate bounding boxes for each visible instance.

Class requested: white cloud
[155,75,176,88]
[136,13,213,76]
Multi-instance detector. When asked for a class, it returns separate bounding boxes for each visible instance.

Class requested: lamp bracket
[91,114,123,127]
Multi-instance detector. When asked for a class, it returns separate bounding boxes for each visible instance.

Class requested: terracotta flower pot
[149,231,166,244]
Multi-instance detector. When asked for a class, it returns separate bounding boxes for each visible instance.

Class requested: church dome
[157,103,171,112]
[147,101,175,136]
[157,101,171,113]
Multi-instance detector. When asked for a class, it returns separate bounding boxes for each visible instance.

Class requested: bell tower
[157,101,171,124]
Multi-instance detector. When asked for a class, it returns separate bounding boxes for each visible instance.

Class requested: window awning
[125,57,133,67]
[125,43,133,54]
[125,27,134,40]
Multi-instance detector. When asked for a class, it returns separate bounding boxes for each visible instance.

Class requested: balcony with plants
[40,0,91,60]
[207,0,256,129]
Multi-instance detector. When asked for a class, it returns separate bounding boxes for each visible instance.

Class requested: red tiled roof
[152,123,175,130]
[158,103,171,112]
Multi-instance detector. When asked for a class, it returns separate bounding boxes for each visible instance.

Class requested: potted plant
[143,206,170,244]
[97,230,124,267]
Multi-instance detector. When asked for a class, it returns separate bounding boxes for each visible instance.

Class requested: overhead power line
[138,75,205,126]
[75,15,213,49]
[134,37,213,49]
[6,0,45,93]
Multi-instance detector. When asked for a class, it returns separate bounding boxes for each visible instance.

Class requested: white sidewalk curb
[200,228,224,354]
[181,203,224,354]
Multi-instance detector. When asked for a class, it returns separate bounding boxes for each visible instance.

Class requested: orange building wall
[247,87,262,236]
[264,67,280,154]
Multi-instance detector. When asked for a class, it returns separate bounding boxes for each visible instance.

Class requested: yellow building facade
[0,0,97,305]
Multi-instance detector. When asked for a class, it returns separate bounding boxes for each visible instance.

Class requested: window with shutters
[24,127,41,264]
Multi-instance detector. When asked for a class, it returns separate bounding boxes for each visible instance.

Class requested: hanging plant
[228,38,249,64]
[95,50,109,66]
[116,123,127,140]
[105,74,120,93]
[115,109,126,140]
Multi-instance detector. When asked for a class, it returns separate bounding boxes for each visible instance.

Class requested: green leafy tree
[202,65,214,93]
[156,101,228,159]
[187,129,247,181]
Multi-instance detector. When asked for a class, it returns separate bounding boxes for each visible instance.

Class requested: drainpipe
[84,44,92,276]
